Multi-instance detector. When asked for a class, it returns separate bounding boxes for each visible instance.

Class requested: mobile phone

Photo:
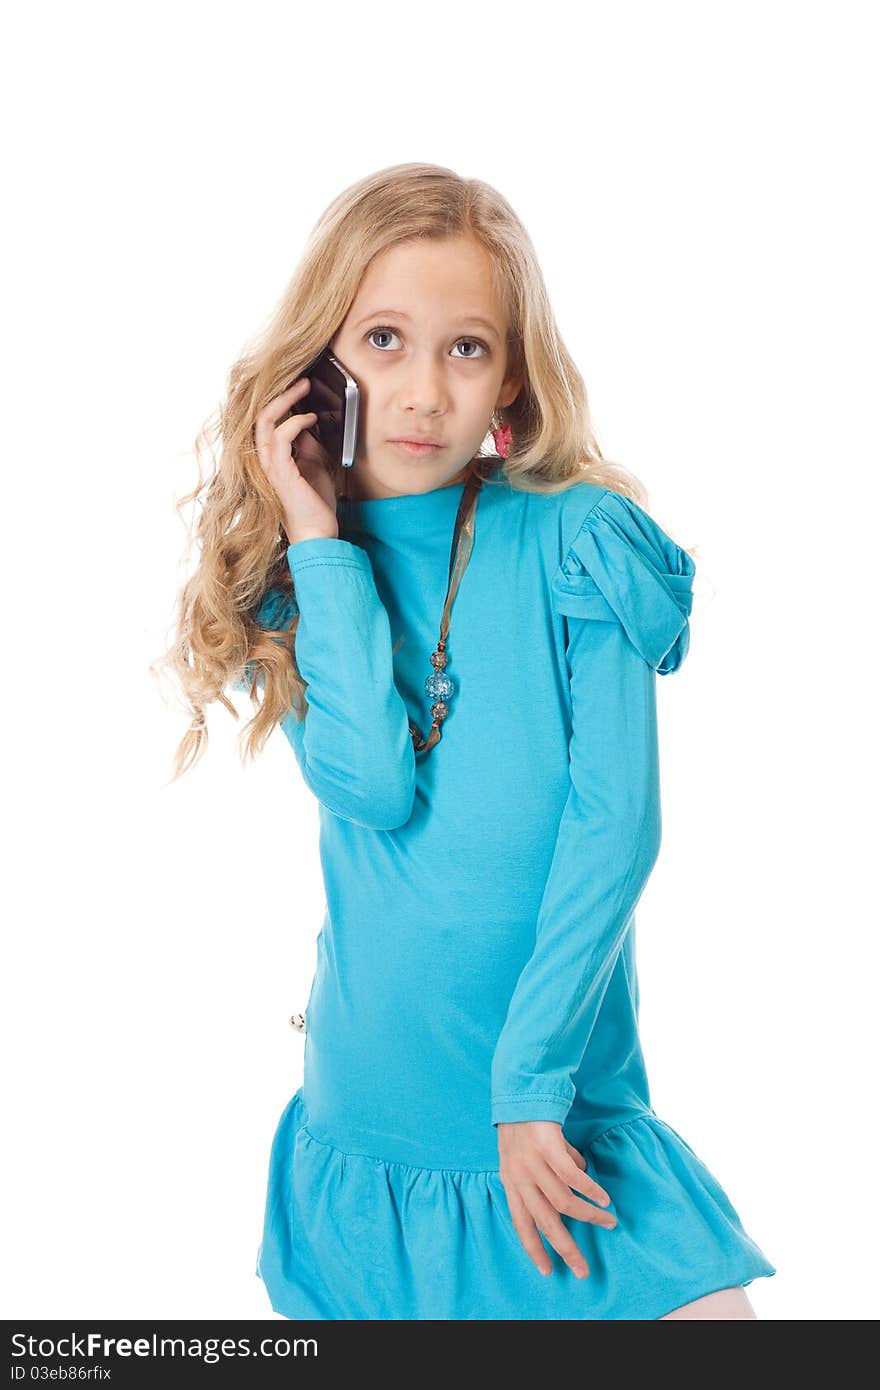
[290,347,360,469]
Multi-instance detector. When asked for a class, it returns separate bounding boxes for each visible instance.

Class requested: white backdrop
[3,0,876,1322]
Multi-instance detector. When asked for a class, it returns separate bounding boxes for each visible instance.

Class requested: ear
[498,375,523,410]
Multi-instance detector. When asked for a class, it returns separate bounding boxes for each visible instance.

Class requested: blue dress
[248,463,776,1319]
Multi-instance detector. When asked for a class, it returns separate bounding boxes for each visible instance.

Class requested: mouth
[389,438,446,455]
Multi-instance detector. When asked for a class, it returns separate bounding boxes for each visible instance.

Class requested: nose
[397,357,448,416]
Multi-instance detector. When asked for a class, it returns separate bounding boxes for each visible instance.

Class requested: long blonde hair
[154,161,671,781]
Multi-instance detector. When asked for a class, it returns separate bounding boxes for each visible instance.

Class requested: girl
[162,162,776,1320]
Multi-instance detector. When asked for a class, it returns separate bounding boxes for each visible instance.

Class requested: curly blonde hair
[154,161,672,783]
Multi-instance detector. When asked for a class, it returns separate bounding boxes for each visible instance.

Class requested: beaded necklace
[407,467,484,754]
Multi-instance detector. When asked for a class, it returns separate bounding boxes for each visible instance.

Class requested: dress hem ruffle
[254,1087,776,1321]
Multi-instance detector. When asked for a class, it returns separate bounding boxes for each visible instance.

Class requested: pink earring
[492,418,513,458]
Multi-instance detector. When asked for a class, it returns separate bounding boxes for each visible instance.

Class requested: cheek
[462,378,499,418]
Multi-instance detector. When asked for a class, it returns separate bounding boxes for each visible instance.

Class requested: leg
[659,1286,757,1320]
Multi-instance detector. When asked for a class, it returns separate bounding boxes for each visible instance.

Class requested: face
[329,235,522,500]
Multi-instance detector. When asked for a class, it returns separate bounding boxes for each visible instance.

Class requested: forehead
[351,236,506,327]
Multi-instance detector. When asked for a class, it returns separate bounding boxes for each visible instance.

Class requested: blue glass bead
[425,671,454,701]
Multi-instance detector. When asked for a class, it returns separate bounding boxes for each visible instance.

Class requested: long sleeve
[241,537,416,831]
[490,490,696,1127]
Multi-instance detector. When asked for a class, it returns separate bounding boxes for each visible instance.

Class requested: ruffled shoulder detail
[552,489,696,674]
[232,586,299,693]
[255,585,299,630]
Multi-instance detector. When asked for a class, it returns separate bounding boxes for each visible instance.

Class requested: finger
[564,1162,614,1211]
[564,1140,587,1171]
[256,411,319,480]
[537,1166,617,1230]
[522,1142,612,1211]
[522,1188,591,1278]
[255,377,312,433]
[506,1191,554,1277]
[254,405,317,461]
[280,415,319,476]
[253,379,312,454]
[271,410,319,453]
[543,1147,612,1208]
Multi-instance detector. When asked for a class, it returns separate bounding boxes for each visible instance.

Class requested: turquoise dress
[248,463,776,1320]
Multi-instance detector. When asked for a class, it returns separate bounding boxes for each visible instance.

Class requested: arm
[490,489,696,1126]
[242,537,416,831]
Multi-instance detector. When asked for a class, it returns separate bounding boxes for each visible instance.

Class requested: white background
[3,0,876,1322]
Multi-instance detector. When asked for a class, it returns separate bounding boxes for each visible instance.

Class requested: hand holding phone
[254,377,340,543]
[293,347,360,469]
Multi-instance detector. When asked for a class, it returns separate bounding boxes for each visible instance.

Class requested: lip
[389,438,446,454]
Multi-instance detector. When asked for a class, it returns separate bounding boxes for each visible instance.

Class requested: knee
[659,1286,757,1320]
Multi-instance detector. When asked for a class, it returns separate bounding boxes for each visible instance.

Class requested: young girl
[164,162,776,1320]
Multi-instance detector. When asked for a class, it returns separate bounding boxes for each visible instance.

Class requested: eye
[366,327,400,350]
[365,326,490,358]
[451,338,489,359]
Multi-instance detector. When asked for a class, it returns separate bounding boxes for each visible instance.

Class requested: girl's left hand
[496,1121,618,1278]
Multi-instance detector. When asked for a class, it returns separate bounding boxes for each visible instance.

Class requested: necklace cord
[408,469,485,753]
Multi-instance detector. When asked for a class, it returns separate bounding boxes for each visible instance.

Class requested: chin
[347,448,474,500]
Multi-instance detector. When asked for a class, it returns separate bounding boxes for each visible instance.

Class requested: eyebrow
[353,309,502,341]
